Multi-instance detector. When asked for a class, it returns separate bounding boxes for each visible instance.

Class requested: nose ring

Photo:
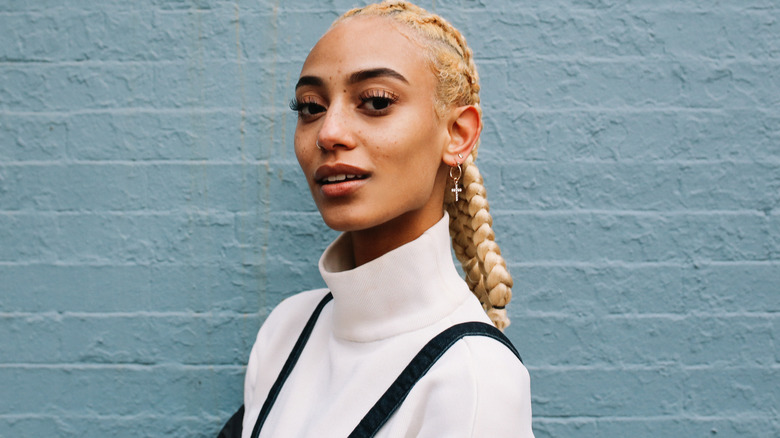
[316,140,325,151]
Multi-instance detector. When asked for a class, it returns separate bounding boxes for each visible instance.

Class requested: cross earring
[450,156,463,202]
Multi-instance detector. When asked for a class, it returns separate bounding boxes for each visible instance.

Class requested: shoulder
[243,289,331,399]
[456,333,534,437]
[252,288,331,349]
[403,327,534,437]
[264,288,332,323]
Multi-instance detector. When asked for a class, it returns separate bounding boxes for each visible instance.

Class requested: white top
[242,214,534,437]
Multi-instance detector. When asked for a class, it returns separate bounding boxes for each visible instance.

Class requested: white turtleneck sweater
[241,215,534,437]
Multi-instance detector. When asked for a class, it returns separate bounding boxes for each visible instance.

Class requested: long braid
[337,1,514,330]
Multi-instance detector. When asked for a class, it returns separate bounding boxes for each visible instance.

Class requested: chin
[317,205,393,233]
[318,210,364,232]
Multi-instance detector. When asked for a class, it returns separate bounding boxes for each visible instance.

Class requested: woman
[220,2,533,437]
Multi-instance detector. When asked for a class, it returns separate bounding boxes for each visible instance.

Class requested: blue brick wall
[1,1,777,437]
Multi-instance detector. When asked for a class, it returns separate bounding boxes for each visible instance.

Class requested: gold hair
[336,1,514,330]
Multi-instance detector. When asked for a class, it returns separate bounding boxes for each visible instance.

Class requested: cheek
[403,124,445,166]
[293,131,311,168]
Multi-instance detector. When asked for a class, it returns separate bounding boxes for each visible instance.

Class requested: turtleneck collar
[318,213,473,343]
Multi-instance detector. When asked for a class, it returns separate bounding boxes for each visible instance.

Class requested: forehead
[300,16,434,83]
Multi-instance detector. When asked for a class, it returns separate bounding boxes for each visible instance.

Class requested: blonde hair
[336,1,514,330]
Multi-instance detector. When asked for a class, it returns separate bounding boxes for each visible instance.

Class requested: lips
[314,163,371,197]
[314,163,371,185]
[320,173,368,184]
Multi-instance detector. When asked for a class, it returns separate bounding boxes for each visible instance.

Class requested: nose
[316,100,356,151]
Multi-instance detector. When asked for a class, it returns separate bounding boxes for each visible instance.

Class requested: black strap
[249,292,334,438]
[348,321,522,438]
[217,404,244,438]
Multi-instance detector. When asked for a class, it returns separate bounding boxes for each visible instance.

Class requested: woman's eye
[359,91,398,113]
[302,103,326,116]
[290,98,326,117]
[362,97,392,111]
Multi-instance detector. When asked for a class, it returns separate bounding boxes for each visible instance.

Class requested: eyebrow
[294,67,409,90]
[295,75,324,90]
[348,68,409,85]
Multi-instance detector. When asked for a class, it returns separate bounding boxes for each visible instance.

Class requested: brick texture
[1,1,778,437]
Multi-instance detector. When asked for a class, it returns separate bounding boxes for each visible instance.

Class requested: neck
[350,208,445,267]
[347,165,450,266]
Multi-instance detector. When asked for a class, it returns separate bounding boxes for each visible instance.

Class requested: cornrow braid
[336,1,514,330]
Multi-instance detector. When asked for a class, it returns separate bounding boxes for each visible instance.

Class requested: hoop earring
[449,162,463,202]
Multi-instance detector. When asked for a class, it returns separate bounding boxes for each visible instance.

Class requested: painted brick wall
[1,1,777,437]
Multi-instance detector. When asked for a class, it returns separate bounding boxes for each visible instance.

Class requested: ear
[442,105,481,166]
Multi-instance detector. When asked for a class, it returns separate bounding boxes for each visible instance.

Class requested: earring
[449,161,463,202]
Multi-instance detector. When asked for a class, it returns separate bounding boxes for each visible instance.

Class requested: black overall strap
[249,292,334,438]
[348,321,522,438]
[217,405,244,438]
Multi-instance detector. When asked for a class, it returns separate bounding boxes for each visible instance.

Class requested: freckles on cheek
[293,139,302,160]
[293,139,310,166]
[377,140,396,159]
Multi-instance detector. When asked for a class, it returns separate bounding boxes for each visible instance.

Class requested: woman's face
[293,16,450,240]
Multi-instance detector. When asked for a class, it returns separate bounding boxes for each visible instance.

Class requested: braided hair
[335,1,514,330]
